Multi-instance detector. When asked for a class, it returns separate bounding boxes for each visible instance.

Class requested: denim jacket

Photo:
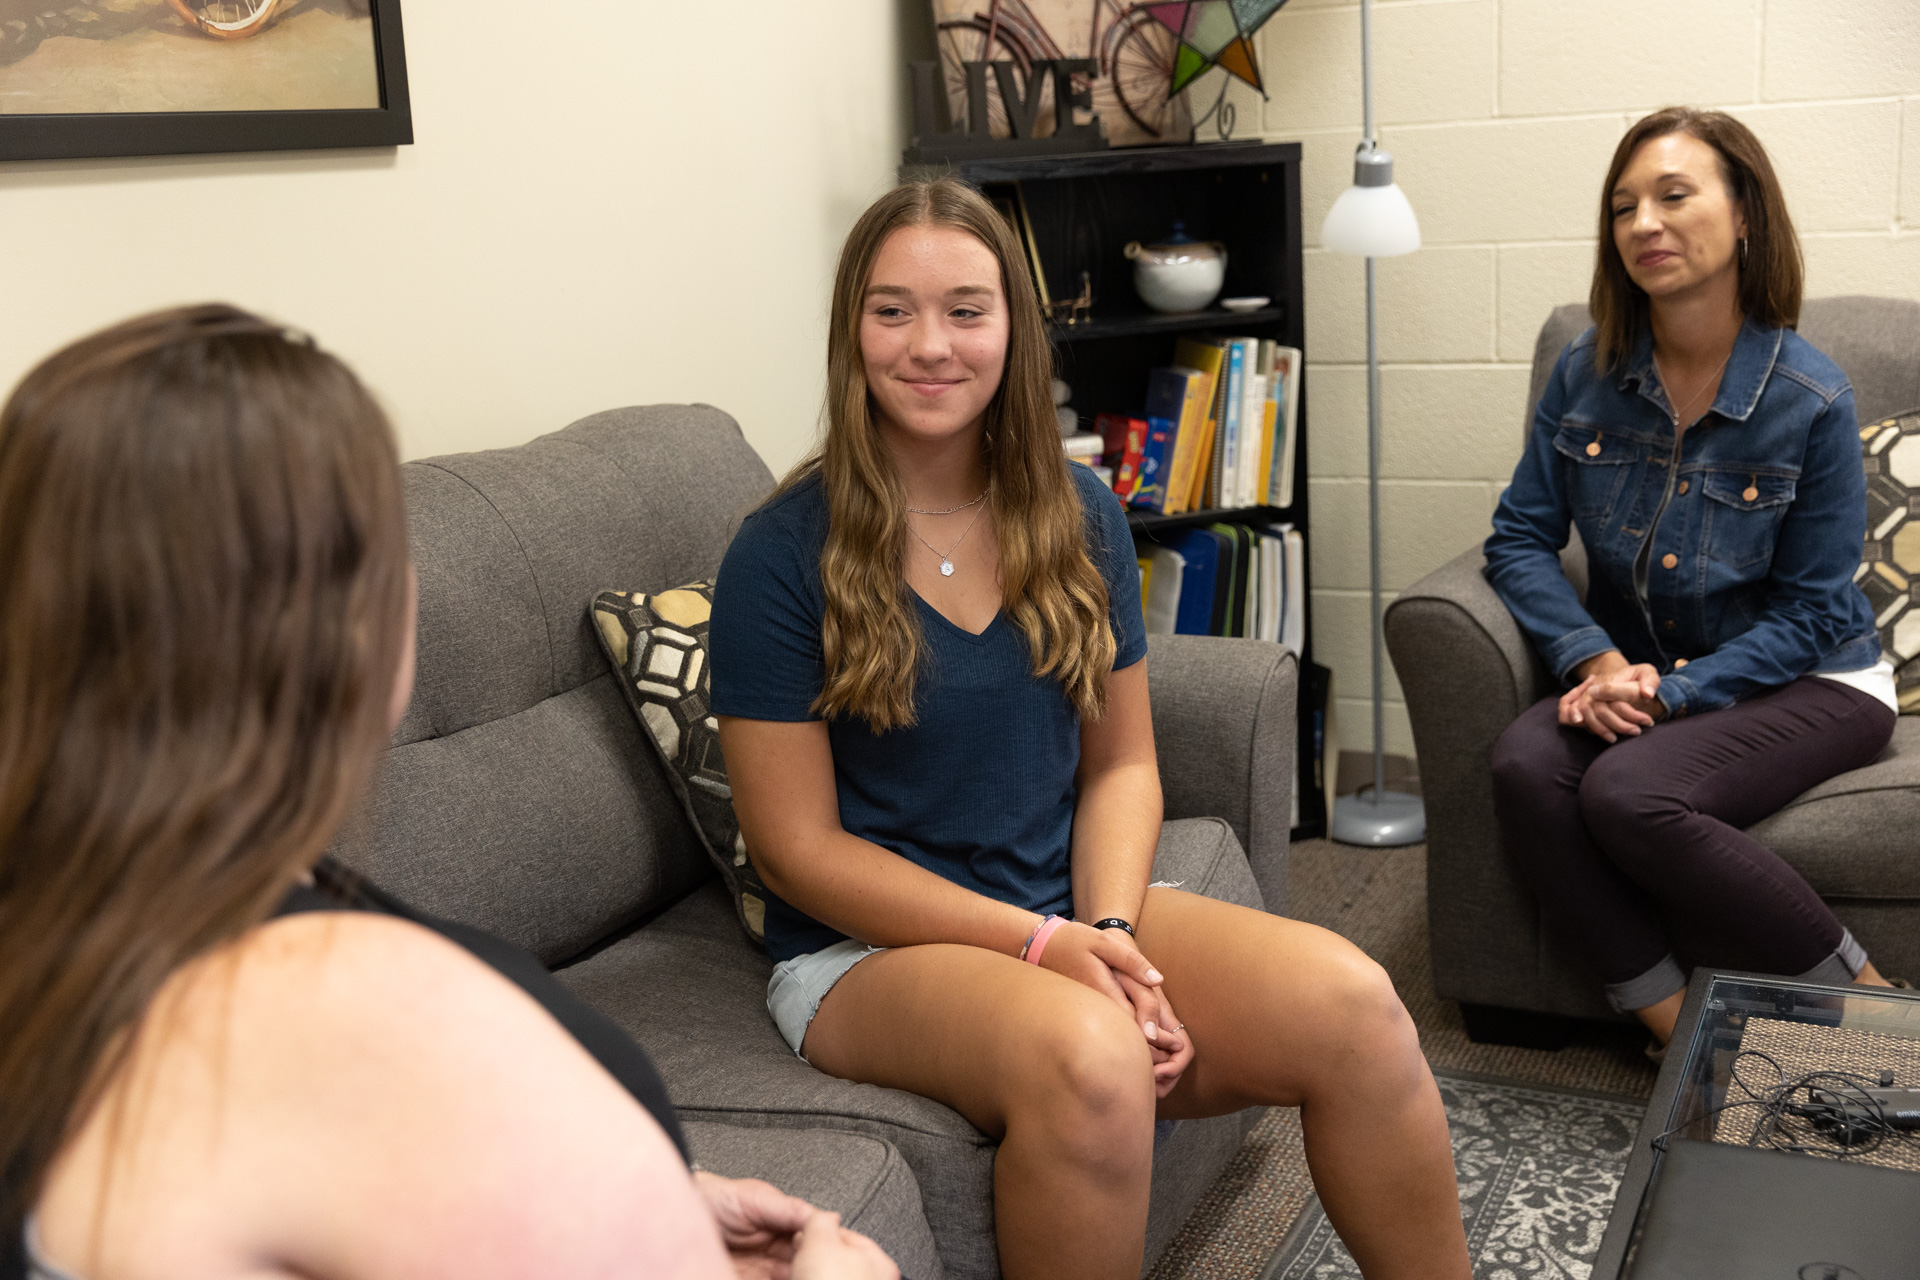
[1484,317,1880,718]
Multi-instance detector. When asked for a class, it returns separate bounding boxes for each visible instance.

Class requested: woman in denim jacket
[1484,107,1899,1051]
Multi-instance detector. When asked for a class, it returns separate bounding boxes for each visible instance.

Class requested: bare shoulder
[37,910,727,1280]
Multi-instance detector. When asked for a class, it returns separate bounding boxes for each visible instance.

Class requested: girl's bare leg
[1140,890,1472,1280]
[802,943,1157,1280]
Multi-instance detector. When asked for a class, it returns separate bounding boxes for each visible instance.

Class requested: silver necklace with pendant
[1654,347,1732,429]
[906,493,988,577]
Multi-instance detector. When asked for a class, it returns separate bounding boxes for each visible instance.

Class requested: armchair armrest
[1385,538,1617,1018]
[1387,544,1554,726]
[1145,634,1296,917]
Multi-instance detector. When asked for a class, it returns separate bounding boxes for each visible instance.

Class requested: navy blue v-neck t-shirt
[709,462,1148,963]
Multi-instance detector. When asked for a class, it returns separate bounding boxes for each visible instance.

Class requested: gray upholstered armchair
[1385,297,1920,1035]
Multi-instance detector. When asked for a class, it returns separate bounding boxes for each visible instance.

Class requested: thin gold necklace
[905,491,986,516]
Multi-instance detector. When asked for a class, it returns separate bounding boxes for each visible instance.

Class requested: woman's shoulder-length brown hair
[1590,106,1804,373]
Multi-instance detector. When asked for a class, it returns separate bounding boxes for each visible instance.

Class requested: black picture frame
[0,0,412,163]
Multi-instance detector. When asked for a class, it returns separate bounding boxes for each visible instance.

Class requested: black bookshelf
[918,141,1323,837]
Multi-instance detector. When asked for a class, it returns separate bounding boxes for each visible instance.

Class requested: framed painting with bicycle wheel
[928,0,1289,149]
[0,0,410,161]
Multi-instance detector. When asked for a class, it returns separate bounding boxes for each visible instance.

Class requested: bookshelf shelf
[1126,503,1297,538]
[1048,305,1286,344]
[930,141,1323,837]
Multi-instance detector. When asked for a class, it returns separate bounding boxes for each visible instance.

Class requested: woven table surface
[1713,1016,1920,1172]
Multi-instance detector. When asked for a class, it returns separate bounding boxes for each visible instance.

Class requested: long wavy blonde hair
[781,178,1115,732]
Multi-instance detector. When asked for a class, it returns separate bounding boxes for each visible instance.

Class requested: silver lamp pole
[1323,0,1425,847]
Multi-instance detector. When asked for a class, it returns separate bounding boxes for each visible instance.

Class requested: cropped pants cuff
[1606,955,1689,1013]
[1793,928,1868,987]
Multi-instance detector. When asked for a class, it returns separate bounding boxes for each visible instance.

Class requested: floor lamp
[1321,0,1425,847]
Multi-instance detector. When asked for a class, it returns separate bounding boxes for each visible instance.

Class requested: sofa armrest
[1145,634,1295,918]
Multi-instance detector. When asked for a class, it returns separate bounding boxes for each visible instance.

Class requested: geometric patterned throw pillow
[1856,410,1920,713]
[590,582,770,942]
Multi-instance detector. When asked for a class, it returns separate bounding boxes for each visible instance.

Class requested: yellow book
[1253,399,1279,505]
[1252,341,1277,504]
[1167,338,1226,515]
[1188,412,1218,511]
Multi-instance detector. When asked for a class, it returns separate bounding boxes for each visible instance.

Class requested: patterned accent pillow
[591,582,770,942]
[1856,410,1920,712]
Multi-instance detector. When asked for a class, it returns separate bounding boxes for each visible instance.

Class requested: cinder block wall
[1227,0,1920,756]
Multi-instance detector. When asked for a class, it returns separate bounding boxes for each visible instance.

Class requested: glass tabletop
[1660,974,1920,1149]
[1597,972,1920,1279]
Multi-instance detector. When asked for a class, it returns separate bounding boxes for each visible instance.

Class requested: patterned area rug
[1146,841,1658,1280]
[1262,1070,1644,1280]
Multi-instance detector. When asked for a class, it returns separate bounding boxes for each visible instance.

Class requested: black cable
[1649,1049,1920,1159]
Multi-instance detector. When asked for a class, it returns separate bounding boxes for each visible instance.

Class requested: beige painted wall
[1234,0,1920,757]
[0,1,909,475]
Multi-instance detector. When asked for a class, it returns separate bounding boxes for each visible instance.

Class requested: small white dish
[1219,295,1271,314]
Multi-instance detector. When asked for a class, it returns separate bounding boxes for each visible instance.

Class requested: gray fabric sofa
[1385,297,1920,1027]
[333,405,1298,1279]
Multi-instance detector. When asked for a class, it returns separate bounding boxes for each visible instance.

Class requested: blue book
[1216,341,1245,507]
[1131,417,1177,513]
[1165,528,1224,635]
[1132,368,1193,513]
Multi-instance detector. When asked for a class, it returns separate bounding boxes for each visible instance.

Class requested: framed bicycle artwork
[0,0,411,162]
[928,0,1290,149]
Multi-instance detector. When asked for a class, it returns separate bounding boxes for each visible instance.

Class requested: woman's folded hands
[1561,653,1667,743]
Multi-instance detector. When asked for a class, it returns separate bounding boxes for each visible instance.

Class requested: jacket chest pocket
[1701,470,1796,570]
[1552,424,1633,519]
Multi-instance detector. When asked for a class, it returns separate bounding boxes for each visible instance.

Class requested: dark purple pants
[1491,677,1895,1011]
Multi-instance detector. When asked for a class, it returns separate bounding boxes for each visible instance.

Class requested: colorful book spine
[1130,417,1177,513]
[1132,367,1196,514]
[1217,341,1245,510]
[1097,413,1148,501]
[1238,344,1266,507]
[1168,338,1225,515]
[1254,340,1280,504]
[1269,346,1302,509]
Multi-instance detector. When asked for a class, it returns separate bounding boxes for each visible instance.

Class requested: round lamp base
[1330,789,1426,847]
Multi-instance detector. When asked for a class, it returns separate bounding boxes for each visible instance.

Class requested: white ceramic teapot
[1123,223,1226,314]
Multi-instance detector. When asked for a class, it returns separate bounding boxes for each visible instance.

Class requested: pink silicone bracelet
[1024,915,1068,966]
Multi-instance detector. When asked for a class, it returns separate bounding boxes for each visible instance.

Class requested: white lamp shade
[1320,182,1422,258]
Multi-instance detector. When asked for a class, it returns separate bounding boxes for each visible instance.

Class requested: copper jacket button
[1662,553,1679,569]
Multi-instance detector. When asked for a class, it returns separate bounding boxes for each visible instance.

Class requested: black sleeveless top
[283,861,687,1160]
[2,865,686,1280]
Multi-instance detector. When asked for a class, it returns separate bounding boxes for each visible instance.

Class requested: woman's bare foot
[1855,960,1894,988]
[1634,989,1686,1046]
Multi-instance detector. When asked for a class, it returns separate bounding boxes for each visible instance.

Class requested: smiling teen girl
[709,179,1472,1280]
[1485,108,1899,1049]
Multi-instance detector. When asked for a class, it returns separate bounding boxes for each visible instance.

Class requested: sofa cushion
[1750,713,1920,898]
[681,1121,944,1280]
[337,407,775,959]
[338,674,711,964]
[557,816,1264,1280]
[592,582,772,944]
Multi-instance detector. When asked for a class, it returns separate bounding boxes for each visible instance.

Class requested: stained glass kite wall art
[0,0,411,160]
[1143,0,1288,93]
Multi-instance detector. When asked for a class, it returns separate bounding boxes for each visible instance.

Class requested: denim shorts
[767,938,886,1057]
